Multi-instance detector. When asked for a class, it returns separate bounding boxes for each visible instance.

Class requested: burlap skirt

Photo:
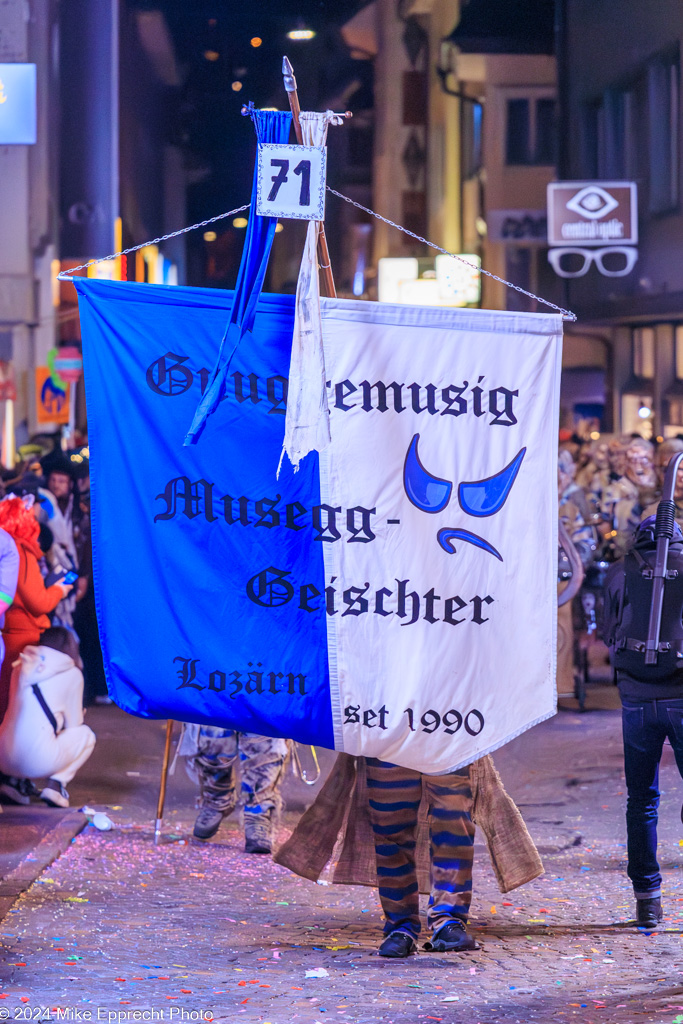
[274,753,543,895]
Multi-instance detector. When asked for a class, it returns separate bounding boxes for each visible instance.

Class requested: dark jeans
[622,697,683,897]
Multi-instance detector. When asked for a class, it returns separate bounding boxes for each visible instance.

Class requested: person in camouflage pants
[179,724,289,853]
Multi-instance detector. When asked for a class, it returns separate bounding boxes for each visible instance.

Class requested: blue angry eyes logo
[403,434,526,562]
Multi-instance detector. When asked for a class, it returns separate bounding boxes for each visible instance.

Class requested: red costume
[0,499,63,720]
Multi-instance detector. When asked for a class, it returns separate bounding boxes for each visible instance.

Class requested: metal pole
[282,55,337,299]
[154,719,174,845]
[645,451,683,663]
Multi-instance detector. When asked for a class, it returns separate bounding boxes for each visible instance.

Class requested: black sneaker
[40,779,69,808]
[244,810,272,854]
[193,806,224,840]
[636,897,663,929]
[378,931,416,958]
[428,919,479,952]
[0,774,31,805]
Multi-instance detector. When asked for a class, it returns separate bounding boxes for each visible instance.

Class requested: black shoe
[193,806,224,840]
[378,932,416,958]
[636,897,663,929]
[0,774,31,805]
[428,919,479,952]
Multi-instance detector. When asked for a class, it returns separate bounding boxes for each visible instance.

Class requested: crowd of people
[0,449,102,809]
[558,431,683,572]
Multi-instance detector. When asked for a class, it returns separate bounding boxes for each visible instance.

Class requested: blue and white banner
[76,278,562,773]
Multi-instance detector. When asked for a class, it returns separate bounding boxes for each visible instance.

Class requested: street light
[286,26,316,41]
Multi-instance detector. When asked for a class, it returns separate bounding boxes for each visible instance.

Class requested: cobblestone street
[2,687,683,1024]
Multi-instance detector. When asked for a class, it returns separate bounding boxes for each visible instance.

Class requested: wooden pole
[154,719,174,846]
[282,55,337,299]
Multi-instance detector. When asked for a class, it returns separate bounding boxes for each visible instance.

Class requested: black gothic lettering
[335,379,357,410]
[254,495,281,529]
[229,671,242,699]
[287,672,307,695]
[232,371,261,404]
[208,670,225,693]
[312,504,342,542]
[472,376,486,416]
[266,375,288,415]
[489,386,519,426]
[441,382,468,417]
[471,594,494,624]
[246,566,295,607]
[444,595,467,625]
[360,380,405,413]
[154,477,216,523]
[299,582,321,613]
[342,583,370,616]
[174,657,202,690]
[346,506,376,543]
[285,501,308,531]
[396,579,420,625]
[423,587,442,623]
[146,352,193,396]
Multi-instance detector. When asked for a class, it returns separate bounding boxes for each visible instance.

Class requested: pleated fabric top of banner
[76,274,562,774]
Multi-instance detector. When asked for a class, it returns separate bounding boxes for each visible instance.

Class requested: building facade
[0,0,186,453]
[561,0,683,439]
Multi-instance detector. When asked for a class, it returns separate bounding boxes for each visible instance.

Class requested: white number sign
[256,143,326,221]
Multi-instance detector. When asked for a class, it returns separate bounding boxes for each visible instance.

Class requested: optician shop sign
[546,181,638,278]
[0,64,37,145]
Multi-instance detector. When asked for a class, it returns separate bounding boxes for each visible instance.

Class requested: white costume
[0,644,95,784]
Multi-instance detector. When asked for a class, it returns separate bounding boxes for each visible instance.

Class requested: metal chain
[326,186,577,322]
[57,186,578,323]
[57,203,252,280]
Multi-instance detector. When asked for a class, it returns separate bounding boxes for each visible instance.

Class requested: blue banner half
[76,278,333,747]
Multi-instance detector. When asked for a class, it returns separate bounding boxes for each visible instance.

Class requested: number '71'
[267,158,311,206]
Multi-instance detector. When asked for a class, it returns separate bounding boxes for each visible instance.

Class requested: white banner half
[320,299,562,773]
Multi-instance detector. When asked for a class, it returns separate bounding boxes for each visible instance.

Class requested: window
[675,325,683,379]
[633,327,655,378]
[583,88,637,179]
[648,54,679,213]
[462,99,483,179]
[668,398,683,427]
[505,95,556,165]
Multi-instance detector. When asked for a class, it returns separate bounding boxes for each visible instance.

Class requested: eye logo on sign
[256,143,326,221]
[403,434,525,562]
[565,186,619,220]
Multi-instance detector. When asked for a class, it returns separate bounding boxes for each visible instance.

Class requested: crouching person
[0,627,95,807]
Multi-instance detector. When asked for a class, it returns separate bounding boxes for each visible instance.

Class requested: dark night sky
[129,0,368,261]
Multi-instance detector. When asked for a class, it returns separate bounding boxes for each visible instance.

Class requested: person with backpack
[603,512,683,929]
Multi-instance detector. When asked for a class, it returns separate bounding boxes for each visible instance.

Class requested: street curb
[0,810,87,921]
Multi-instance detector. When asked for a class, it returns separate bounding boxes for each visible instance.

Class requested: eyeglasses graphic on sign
[547,246,638,279]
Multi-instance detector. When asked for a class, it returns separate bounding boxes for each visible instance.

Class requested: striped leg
[365,757,422,940]
[425,768,475,935]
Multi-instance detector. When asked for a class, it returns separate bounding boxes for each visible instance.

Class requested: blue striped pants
[366,757,474,940]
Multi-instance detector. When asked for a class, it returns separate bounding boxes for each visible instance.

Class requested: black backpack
[610,543,683,682]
